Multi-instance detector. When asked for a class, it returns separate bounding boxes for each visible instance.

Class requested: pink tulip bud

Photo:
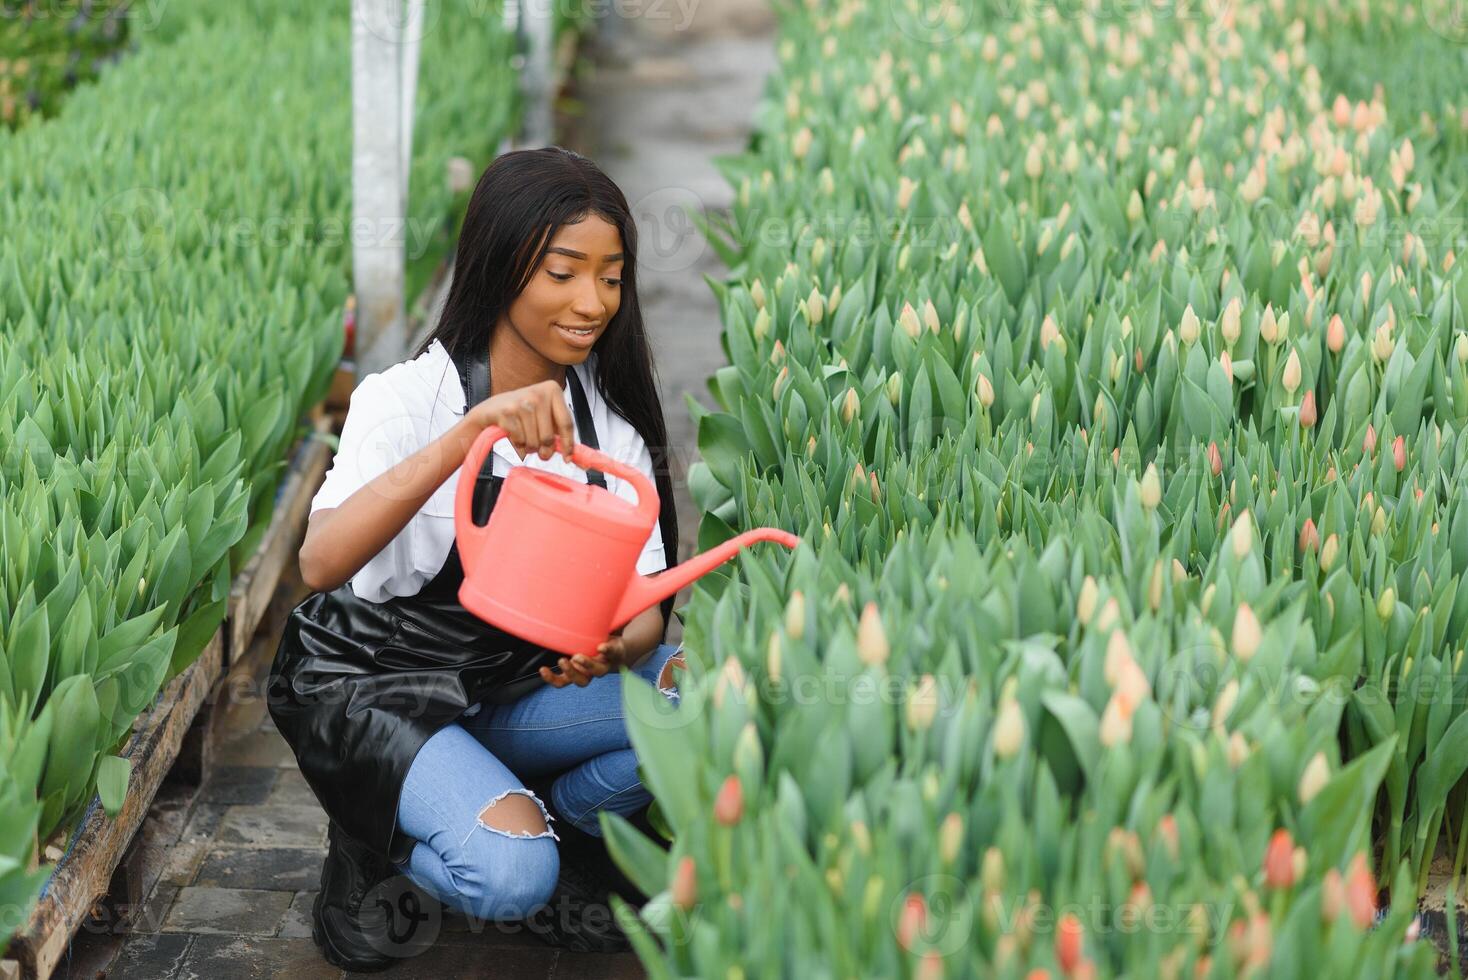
[898,893,927,951]
[1346,854,1377,929]
[714,775,744,826]
[1299,518,1319,553]
[672,856,698,911]
[916,951,946,980]
[1158,814,1179,861]
[1056,914,1084,974]
[1264,829,1295,889]
[1299,390,1317,429]
[1327,314,1346,352]
[1363,424,1377,456]
[1321,868,1346,923]
[1208,442,1222,477]
[1392,435,1406,471]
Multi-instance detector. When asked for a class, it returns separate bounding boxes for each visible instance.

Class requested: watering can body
[455,425,799,657]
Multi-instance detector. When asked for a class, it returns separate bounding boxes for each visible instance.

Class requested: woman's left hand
[538,632,634,688]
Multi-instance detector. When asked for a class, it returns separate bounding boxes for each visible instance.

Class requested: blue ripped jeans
[393,642,683,923]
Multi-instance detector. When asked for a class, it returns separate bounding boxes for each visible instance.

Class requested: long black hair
[415,146,679,645]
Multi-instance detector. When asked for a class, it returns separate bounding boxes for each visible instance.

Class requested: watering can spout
[611,527,801,631]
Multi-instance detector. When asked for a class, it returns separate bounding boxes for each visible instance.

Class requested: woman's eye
[548,271,621,286]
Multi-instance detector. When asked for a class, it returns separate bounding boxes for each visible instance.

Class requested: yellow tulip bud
[1298,752,1330,804]
[905,674,939,731]
[1220,297,1242,347]
[1179,305,1201,345]
[993,696,1025,759]
[1230,510,1254,559]
[1282,348,1302,394]
[1233,603,1262,662]
[1077,576,1099,624]
[857,602,889,666]
[1212,679,1240,730]
[792,127,813,160]
[784,590,806,640]
[807,287,826,325]
[976,373,995,409]
[899,302,922,338]
[922,299,941,334]
[1140,463,1162,510]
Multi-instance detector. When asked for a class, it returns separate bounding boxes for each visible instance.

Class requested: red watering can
[455,426,801,658]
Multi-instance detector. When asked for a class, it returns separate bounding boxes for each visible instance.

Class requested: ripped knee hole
[658,653,686,693]
[476,788,560,841]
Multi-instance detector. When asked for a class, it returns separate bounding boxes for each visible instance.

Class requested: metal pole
[352,0,409,377]
[400,0,424,197]
[521,0,554,148]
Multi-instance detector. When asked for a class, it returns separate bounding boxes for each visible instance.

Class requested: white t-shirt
[311,339,667,602]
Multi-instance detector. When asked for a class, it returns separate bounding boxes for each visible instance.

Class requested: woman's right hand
[467,379,577,462]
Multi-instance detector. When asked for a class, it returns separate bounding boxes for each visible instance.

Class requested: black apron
[267,343,609,865]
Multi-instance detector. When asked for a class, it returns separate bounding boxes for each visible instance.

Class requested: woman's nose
[571,282,607,320]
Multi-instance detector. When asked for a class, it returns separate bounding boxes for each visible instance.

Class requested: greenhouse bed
[0,409,333,980]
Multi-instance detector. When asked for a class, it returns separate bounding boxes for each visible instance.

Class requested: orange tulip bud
[1392,435,1406,471]
[714,775,744,826]
[1056,914,1084,974]
[1264,829,1295,889]
[1299,390,1317,428]
[1208,441,1222,477]
[1158,814,1179,861]
[1346,854,1377,928]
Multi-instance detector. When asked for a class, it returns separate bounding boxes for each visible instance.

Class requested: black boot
[526,798,647,953]
[312,821,434,970]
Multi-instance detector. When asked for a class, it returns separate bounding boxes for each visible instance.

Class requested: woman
[267,146,686,971]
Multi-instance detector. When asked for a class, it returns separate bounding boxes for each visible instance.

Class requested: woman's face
[503,214,624,364]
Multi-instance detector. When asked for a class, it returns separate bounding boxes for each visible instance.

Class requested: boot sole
[311,890,396,972]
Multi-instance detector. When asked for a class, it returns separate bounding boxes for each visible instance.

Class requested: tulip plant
[0,0,520,956]
[609,0,1467,975]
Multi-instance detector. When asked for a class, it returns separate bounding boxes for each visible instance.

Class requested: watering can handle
[455,425,659,571]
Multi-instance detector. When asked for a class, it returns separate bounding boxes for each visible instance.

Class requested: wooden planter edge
[0,629,225,980]
[225,409,336,668]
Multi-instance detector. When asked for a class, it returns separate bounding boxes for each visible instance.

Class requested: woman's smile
[555,322,600,349]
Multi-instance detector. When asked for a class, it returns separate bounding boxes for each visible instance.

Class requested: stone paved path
[52,0,772,976]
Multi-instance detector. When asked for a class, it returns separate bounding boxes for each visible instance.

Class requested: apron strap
[456,343,608,525]
[564,367,608,489]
